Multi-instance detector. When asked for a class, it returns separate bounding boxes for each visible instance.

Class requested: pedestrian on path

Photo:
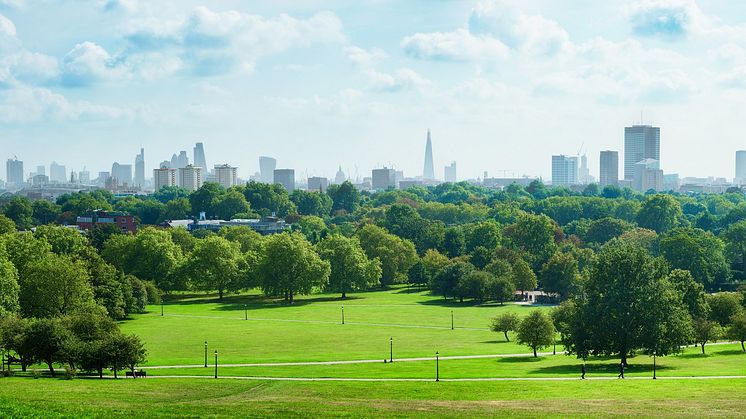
[581,362,586,379]
[618,361,624,379]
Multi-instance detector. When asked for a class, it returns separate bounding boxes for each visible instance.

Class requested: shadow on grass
[499,356,544,363]
[160,293,363,311]
[533,362,675,375]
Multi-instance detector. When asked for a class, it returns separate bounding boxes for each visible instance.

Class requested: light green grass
[1,377,745,418]
[123,287,553,365]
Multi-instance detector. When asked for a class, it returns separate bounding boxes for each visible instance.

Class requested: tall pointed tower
[423,129,435,180]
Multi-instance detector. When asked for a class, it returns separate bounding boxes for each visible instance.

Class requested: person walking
[618,361,625,379]
[581,362,586,379]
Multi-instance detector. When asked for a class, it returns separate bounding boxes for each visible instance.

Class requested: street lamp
[435,351,439,382]
[214,350,218,379]
[390,337,393,363]
[161,301,164,316]
[244,304,248,321]
[653,351,657,380]
[451,310,454,330]
[204,341,208,368]
[341,306,345,325]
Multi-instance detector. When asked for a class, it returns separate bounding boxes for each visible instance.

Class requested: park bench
[125,370,147,378]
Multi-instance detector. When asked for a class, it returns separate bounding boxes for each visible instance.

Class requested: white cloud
[61,41,126,86]
[401,29,508,62]
[718,67,746,90]
[344,46,387,67]
[0,84,131,123]
[365,68,430,92]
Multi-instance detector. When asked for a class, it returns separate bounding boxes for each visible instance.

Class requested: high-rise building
[334,166,346,184]
[154,166,177,192]
[736,151,746,185]
[273,169,295,192]
[578,154,594,184]
[50,161,66,183]
[599,151,619,187]
[444,161,457,183]
[6,158,23,186]
[134,148,145,187]
[35,165,45,176]
[624,125,660,180]
[111,162,133,186]
[551,155,578,186]
[178,165,203,192]
[633,159,663,192]
[259,156,277,184]
[193,142,207,172]
[214,164,238,188]
[423,129,435,180]
[308,176,329,192]
[78,170,90,184]
[97,172,110,186]
[372,167,396,191]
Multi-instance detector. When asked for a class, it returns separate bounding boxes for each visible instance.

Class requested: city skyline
[3,1,746,180]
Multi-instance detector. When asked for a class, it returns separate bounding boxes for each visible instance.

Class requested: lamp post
[204,341,208,368]
[435,351,439,382]
[161,301,164,316]
[214,350,218,379]
[390,337,393,363]
[341,306,345,325]
[653,351,657,380]
[451,310,454,330]
[244,304,248,321]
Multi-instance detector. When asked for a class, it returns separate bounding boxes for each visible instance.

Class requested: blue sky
[2,0,746,181]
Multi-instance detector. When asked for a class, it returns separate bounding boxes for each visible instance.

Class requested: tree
[585,217,633,245]
[0,315,31,371]
[491,312,520,341]
[727,311,746,352]
[722,220,746,274]
[186,236,247,299]
[539,252,579,300]
[356,224,417,286]
[291,190,332,217]
[256,232,330,303]
[19,253,94,318]
[239,181,296,217]
[23,317,70,377]
[297,216,327,243]
[421,249,451,285]
[189,182,225,216]
[503,213,557,268]
[516,309,555,357]
[512,258,537,295]
[692,317,722,355]
[442,227,465,258]
[33,225,88,256]
[63,310,118,377]
[456,270,491,303]
[659,227,730,290]
[667,269,709,320]
[87,223,123,251]
[317,234,381,298]
[218,226,264,254]
[551,300,576,347]
[328,181,360,214]
[706,292,744,326]
[212,190,251,220]
[152,186,190,204]
[0,243,20,316]
[464,220,501,253]
[431,261,474,300]
[2,196,33,230]
[486,275,515,305]
[163,198,191,220]
[636,194,683,233]
[108,332,147,378]
[0,214,16,234]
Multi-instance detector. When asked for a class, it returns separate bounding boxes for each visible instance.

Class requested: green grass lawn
[1,377,745,418]
[122,286,554,365]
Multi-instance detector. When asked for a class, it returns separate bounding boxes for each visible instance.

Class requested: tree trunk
[504,331,509,342]
[341,291,346,299]
[131,366,136,379]
[741,340,745,352]
[289,291,294,304]
[46,360,55,377]
[218,289,224,299]
[533,347,537,358]
[701,343,706,354]
[98,368,103,379]
[114,361,118,379]
[620,353,627,367]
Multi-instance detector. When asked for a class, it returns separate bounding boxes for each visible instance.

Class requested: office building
[551,155,578,186]
[423,129,435,180]
[31,174,49,186]
[372,167,396,191]
[259,156,277,184]
[273,169,295,192]
[578,154,593,184]
[170,151,189,169]
[214,164,238,188]
[178,165,203,192]
[308,176,329,192]
[444,161,457,183]
[78,170,90,185]
[599,150,619,187]
[111,162,133,186]
[134,148,145,187]
[194,142,207,171]
[6,158,23,186]
[624,125,660,180]
[35,165,45,176]
[633,159,663,192]
[736,151,746,184]
[334,166,346,184]
[50,161,66,183]
[154,166,177,192]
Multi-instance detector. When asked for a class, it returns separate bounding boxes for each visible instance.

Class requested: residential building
[551,155,578,186]
[214,164,238,188]
[154,166,177,191]
[308,176,328,192]
[273,168,295,192]
[372,167,396,191]
[259,156,277,184]
[444,161,457,183]
[179,165,203,192]
[599,150,619,187]
[76,210,137,234]
[6,158,23,187]
[624,125,660,180]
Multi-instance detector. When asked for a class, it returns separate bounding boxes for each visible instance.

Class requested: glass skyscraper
[624,125,660,180]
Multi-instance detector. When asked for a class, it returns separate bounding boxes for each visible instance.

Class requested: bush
[32,370,41,379]
[64,367,76,380]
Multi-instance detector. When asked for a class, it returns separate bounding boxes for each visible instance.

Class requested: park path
[142,375,746,382]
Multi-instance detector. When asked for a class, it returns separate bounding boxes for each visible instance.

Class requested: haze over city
[3,0,746,181]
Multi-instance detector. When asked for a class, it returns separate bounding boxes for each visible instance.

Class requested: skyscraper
[578,154,592,184]
[111,162,133,186]
[214,164,238,188]
[179,165,203,192]
[624,125,660,180]
[444,161,457,183]
[170,151,189,169]
[423,129,435,180]
[736,151,746,184]
[193,142,207,171]
[273,169,295,192]
[372,167,396,191]
[259,156,277,184]
[551,155,578,186]
[154,166,177,192]
[134,148,145,187]
[6,158,23,186]
[50,162,67,183]
[599,151,619,187]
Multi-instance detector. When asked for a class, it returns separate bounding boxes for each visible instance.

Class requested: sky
[2,0,746,182]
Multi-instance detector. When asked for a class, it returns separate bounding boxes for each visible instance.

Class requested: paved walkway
[143,375,746,382]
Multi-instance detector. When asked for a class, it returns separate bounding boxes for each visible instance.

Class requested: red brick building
[76,211,137,234]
